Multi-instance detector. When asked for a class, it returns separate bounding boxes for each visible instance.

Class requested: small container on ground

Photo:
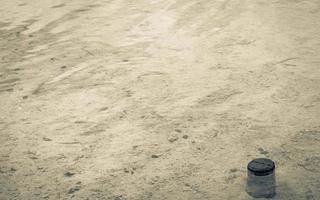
[246,158,276,198]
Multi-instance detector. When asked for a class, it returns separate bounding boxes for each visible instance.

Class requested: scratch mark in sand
[276,57,298,65]
[48,59,101,84]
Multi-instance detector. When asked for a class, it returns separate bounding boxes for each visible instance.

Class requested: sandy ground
[0,0,320,199]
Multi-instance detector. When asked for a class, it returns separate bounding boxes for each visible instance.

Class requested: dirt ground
[0,0,319,199]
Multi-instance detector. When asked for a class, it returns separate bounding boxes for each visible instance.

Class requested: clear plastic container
[246,158,276,198]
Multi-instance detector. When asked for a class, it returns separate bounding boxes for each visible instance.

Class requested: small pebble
[175,129,182,133]
[182,135,188,139]
[258,147,269,155]
[64,171,75,177]
[99,107,109,111]
[230,168,237,173]
[68,186,80,194]
[168,135,178,143]
[42,137,52,141]
[114,195,125,200]
[151,154,160,158]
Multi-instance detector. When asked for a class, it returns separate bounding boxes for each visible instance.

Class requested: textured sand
[0,0,320,199]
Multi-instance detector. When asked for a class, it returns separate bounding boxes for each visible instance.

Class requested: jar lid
[247,158,275,176]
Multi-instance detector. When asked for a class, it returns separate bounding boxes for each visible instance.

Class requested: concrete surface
[0,0,320,199]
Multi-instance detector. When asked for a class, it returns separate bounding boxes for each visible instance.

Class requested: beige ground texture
[0,0,320,199]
